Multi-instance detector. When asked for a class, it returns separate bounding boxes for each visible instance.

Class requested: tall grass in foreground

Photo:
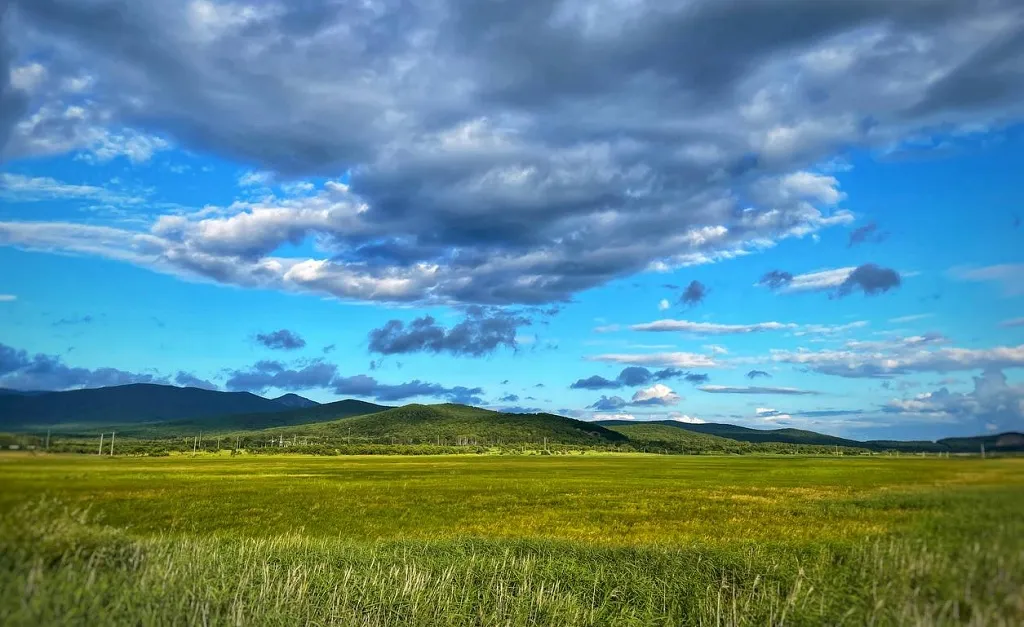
[1,500,1021,626]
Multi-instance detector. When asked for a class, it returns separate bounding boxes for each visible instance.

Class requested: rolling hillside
[0,383,286,431]
[594,419,866,448]
[272,393,319,409]
[144,399,390,436]
[256,403,628,446]
[606,424,743,450]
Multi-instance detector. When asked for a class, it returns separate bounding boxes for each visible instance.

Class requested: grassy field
[1,453,1022,625]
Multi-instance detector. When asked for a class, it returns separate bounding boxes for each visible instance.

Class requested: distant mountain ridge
[273,393,319,409]
[0,383,1017,451]
[0,383,285,431]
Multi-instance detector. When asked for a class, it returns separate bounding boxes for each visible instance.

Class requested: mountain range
[0,383,1020,453]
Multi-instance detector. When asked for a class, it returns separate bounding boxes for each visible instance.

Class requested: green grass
[1,454,1022,625]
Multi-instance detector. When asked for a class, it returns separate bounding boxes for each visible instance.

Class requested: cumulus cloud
[570,366,686,390]
[223,355,483,403]
[698,385,820,395]
[368,308,530,357]
[255,329,306,351]
[883,369,1023,433]
[835,263,901,297]
[2,1,1024,307]
[174,371,219,390]
[0,342,164,390]
[658,298,670,311]
[631,384,682,406]
[225,359,336,393]
[333,375,483,404]
[588,395,628,411]
[747,370,772,379]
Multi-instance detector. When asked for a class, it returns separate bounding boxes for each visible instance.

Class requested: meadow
[1,453,1022,625]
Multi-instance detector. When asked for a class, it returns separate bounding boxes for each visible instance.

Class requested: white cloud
[889,314,933,324]
[0,173,143,206]
[592,413,636,421]
[239,171,274,187]
[775,267,856,293]
[772,343,1024,378]
[629,318,866,337]
[0,294,16,302]
[792,321,869,336]
[589,352,719,368]
[11,63,47,93]
[631,384,681,406]
[699,385,819,395]
[631,319,796,335]
[704,344,729,355]
[658,298,670,311]
[951,264,1024,297]
[668,413,706,424]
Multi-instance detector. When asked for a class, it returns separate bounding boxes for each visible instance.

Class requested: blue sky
[1,0,1022,440]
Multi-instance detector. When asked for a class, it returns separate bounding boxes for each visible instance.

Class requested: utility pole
[193,436,198,456]
[110,431,115,456]
[45,429,50,450]
[981,443,986,459]
[98,433,104,455]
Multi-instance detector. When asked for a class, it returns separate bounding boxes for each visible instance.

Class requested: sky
[0,0,1022,440]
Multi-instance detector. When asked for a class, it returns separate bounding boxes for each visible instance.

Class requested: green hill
[607,424,743,451]
[130,399,391,437]
[0,383,285,432]
[594,419,865,448]
[255,403,627,446]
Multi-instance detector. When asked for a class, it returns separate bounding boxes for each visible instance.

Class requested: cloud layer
[5,0,1022,305]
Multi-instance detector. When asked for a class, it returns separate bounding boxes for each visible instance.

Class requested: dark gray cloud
[570,375,618,390]
[683,372,710,384]
[255,329,306,351]
[746,370,772,379]
[52,315,94,326]
[174,371,219,390]
[835,263,901,297]
[588,395,628,411]
[496,405,543,414]
[0,6,28,152]
[847,222,888,247]
[322,344,336,354]
[570,366,687,390]
[699,385,820,395]
[225,359,336,393]
[758,271,794,290]
[0,342,164,390]
[368,308,530,356]
[333,375,483,404]
[679,280,708,307]
[498,393,519,403]
[2,1,1022,306]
